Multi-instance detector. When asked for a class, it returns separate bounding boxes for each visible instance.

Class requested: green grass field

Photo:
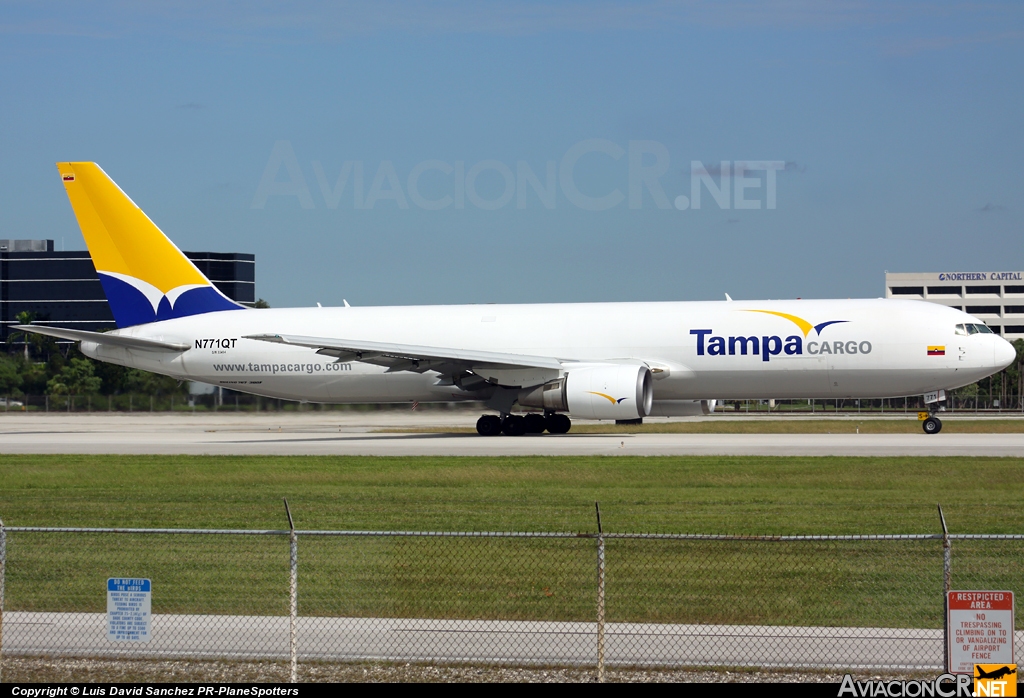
[1,454,1023,532]
[1,455,1021,628]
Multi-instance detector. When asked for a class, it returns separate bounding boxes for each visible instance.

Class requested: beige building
[885,271,1024,341]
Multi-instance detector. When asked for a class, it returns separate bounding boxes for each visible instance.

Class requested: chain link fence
[1,519,1021,681]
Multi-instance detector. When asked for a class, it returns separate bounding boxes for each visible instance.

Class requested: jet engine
[519,364,653,420]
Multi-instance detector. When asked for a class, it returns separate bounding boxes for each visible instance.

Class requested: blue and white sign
[107,578,152,643]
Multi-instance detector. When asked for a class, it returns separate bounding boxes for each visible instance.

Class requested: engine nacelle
[519,365,653,420]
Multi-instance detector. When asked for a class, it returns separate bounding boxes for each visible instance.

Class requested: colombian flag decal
[928,346,946,356]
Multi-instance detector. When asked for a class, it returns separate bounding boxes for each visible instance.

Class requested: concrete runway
[4,611,971,670]
[0,413,1022,456]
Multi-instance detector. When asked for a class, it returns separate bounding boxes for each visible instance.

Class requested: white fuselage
[80,298,1015,406]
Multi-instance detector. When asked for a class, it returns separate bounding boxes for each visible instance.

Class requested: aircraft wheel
[502,415,526,436]
[523,413,547,434]
[545,413,572,434]
[922,416,942,435]
[476,415,503,436]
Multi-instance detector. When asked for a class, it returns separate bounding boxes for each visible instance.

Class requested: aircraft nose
[994,336,1017,369]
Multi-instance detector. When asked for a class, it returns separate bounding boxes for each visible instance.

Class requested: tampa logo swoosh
[742,310,848,337]
[588,392,628,405]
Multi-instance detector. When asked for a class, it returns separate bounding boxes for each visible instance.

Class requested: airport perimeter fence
[0,517,1022,682]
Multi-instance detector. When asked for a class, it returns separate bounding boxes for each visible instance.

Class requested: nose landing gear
[921,399,944,435]
[920,390,947,435]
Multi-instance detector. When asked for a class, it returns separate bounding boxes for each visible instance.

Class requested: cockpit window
[967,324,980,335]
[955,324,967,336]
[975,323,994,334]
[964,323,993,335]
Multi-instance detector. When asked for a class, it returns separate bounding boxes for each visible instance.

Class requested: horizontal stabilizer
[12,325,189,352]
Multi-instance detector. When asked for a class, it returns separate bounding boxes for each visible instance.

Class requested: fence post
[284,499,297,684]
[938,504,951,673]
[595,502,605,683]
[1,516,6,684]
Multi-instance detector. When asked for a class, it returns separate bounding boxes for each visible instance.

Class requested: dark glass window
[966,306,1000,315]
[235,263,256,283]
[4,301,115,322]
[2,249,253,340]
[965,285,1000,294]
[1005,286,1024,294]
[891,286,923,295]
[211,281,255,303]
[927,286,961,295]
[1005,325,1024,334]
[1005,306,1024,314]
[4,255,96,280]
[5,280,105,301]
[185,253,256,283]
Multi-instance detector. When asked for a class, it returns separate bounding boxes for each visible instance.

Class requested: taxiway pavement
[3,611,964,670]
[0,413,1021,456]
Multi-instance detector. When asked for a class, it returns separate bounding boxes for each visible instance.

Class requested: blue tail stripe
[99,274,243,328]
[159,287,242,320]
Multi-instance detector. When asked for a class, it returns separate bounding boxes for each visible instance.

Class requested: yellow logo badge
[974,664,1017,697]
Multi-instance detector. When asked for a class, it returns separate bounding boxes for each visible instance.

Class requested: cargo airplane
[16,162,1017,435]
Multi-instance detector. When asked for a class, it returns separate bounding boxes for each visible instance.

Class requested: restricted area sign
[947,590,1014,674]
[107,578,152,643]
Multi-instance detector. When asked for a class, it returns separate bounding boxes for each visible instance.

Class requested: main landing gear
[476,413,571,436]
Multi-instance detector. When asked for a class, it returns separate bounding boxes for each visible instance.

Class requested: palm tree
[6,311,36,360]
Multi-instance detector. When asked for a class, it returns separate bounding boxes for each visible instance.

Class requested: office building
[885,271,1024,341]
[1,239,254,343]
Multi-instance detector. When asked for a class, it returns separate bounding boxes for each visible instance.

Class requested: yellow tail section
[57,162,243,327]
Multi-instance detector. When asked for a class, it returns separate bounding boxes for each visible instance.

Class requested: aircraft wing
[243,333,565,377]
[12,325,190,352]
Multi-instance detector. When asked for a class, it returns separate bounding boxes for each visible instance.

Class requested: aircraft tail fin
[56,162,244,328]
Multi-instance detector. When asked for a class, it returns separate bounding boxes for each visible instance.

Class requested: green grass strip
[2,455,1021,628]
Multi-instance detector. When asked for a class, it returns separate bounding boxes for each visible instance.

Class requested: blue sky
[2,1,1023,307]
